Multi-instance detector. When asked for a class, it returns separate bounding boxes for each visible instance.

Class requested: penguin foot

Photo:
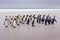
[5,26,8,28]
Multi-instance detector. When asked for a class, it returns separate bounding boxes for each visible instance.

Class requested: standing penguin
[10,16,14,26]
[45,15,49,25]
[19,16,22,23]
[21,15,25,24]
[51,16,57,24]
[39,15,41,23]
[16,14,20,25]
[37,14,40,23]
[41,15,45,24]
[32,17,36,27]
[29,14,32,21]
[26,16,30,25]
[12,16,17,28]
[4,16,9,27]
[48,16,51,25]
[8,16,11,25]
[24,15,28,22]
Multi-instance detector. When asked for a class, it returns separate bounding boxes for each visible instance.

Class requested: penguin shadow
[44,24,51,31]
[31,26,36,36]
[4,25,12,34]
[26,24,31,32]
[51,24,55,31]
[36,23,41,28]
[48,24,55,31]
[44,24,55,31]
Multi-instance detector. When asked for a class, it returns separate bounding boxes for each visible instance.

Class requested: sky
[0,0,60,9]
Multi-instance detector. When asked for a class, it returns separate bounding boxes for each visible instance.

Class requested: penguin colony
[4,14,57,28]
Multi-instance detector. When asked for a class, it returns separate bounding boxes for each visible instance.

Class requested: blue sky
[0,0,60,8]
